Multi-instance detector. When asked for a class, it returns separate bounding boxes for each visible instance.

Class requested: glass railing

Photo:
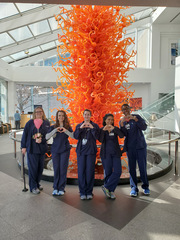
[134,91,174,125]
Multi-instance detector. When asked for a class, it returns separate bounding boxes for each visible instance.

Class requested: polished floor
[0,133,180,240]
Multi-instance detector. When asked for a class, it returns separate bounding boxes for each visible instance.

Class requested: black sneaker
[38,185,43,191]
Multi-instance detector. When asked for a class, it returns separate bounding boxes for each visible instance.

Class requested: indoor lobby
[0,128,180,240]
[1,0,180,240]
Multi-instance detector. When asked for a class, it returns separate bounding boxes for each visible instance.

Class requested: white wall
[124,82,151,108]
[8,81,19,127]
[7,66,175,110]
[2,64,174,109]
[1,22,179,122]
[175,56,180,133]
[159,25,180,69]
[152,24,180,70]
[0,59,13,81]
[127,68,175,107]
[12,66,57,85]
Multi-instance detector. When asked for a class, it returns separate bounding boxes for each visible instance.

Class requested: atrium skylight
[0,2,44,20]
[0,32,15,47]
[29,20,51,36]
[0,3,157,66]
[41,42,56,51]
[9,26,33,41]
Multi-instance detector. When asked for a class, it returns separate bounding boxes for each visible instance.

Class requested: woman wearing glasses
[21,107,50,194]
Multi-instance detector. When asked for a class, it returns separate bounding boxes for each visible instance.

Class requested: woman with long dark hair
[99,113,124,199]
[21,107,50,194]
[46,110,73,196]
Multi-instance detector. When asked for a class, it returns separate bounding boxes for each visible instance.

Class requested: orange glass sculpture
[52,5,135,127]
[51,5,136,179]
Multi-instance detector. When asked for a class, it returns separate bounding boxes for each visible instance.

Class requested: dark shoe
[38,185,43,191]
[143,189,150,195]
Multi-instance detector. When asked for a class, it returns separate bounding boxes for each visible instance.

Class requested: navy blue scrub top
[99,126,124,159]
[119,114,147,151]
[74,121,100,156]
[48,125,73,154]
[21,119,50,154]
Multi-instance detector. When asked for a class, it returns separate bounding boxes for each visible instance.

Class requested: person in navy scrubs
[99,113,124,199]
[46,110,73,196]
[119,104,150,197]
[21,107,50,194]
[74,109,100,200]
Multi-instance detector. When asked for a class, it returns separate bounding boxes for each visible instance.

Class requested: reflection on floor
[0,133,180,240]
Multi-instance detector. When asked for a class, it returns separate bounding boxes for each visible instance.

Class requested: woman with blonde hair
[46,110,73,196]
[21,107,50,194]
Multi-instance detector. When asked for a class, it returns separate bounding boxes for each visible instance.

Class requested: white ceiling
[0,2,179,66]
[1,0,180,7]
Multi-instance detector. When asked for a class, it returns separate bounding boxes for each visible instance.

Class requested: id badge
[109,132,114,136]
[82,139,87,145]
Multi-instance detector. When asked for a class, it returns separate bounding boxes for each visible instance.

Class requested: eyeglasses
[35,111,43,113]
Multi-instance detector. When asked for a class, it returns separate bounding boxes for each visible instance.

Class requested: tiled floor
[0,133,180,240]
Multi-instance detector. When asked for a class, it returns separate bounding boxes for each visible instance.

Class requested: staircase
[134,91,174,125]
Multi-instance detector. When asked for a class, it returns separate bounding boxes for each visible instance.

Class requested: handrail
[9,126,180,175]
[136,91,174,110]
[146,126,180,145]
[136,111,174,120]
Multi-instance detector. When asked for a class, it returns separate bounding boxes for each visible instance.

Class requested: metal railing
[9,126,180,176]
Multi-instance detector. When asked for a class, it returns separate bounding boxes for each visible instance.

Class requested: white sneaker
[80,195,86,200]
[52,189,58,196]
[58,191,64,196]
[87,194,93,200]
[32,188,40,194]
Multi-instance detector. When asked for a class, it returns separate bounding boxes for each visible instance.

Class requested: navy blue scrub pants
[52,150,70,191]
[77,154,96,196]
[101,154,122,192]
[127,147,149,192]
[27,153,45,192]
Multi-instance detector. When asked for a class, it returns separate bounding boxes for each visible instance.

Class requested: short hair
[102,113,114,126]
[83,109,92,116]
[121,104,130,109]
